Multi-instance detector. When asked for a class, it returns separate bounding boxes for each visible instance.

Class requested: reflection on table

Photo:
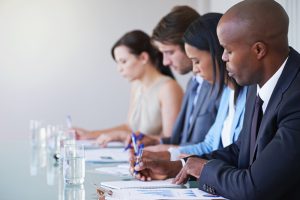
[0,139,132,200]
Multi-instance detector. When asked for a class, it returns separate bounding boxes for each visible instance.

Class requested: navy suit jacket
[199,48,300,200]
[162,78,220,145]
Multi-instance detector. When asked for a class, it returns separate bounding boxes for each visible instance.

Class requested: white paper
[101,179,184,189]
[111,188,226,200]
[76,140,124,149]
[85,148,129,163]
[95,164,131,176]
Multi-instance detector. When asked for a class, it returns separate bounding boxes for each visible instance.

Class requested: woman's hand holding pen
[124,132,160,147]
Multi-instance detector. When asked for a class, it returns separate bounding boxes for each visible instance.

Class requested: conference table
[0,139,221,200]
[0,139,132,200]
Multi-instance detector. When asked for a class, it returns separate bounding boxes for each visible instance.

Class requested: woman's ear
[139,52,149,64]
[252,42,267,60]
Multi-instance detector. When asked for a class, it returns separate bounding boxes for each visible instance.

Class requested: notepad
[100,179,184,189]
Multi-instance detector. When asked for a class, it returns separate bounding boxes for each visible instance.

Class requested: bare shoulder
[159,78,183,97]
[159,79,183,102]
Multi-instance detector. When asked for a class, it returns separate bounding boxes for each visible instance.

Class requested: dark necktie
[249,95,264,163]
[182,79,199,140]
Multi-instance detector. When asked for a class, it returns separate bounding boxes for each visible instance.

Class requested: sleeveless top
[128,76,172,136]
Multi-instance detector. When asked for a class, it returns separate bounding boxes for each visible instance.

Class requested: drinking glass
[63,144,85,185]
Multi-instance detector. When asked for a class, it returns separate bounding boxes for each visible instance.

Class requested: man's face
[217,20,261,86]
[153,41,192,75]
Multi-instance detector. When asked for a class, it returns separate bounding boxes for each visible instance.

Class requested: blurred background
[0,0,299,139]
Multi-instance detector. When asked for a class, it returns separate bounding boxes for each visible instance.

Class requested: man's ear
[252,42,267,60]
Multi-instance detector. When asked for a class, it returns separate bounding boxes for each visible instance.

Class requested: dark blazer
[162,78,220,145]
[199,48,300,200]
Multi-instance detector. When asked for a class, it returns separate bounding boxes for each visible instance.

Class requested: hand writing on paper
[131,159,182,181]
[128,150,170,175]
[173,157,208,184]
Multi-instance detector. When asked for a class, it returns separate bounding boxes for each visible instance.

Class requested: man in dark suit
[133,1,300,199]
[133,6,220,150]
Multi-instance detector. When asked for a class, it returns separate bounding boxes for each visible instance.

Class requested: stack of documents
[101,179,184,189]
[111,188,225,200]
[100,179,226,200]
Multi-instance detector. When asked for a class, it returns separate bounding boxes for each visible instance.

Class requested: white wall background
[0,0,198,139]
[1,0,299,139]
[198,0,300,51]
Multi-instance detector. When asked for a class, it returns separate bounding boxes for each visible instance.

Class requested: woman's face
[113,45,145,81]
[185,43,216,84]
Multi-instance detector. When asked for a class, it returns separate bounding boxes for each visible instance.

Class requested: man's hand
[140,150,171,161]
[172,157,208,184]
[130,159,182,181]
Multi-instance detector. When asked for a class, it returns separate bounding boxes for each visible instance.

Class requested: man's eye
[225,49,232,54]
[193,60,200,65]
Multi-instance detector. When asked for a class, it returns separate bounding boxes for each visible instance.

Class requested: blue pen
[124,132,144,151]
[133,144,144,175]
[123,143,132,151]
[135,132,144,140]
[131,134,138,154]
[124,132,135,152]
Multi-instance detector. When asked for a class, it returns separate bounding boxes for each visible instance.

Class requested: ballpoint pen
[66,115,72,129]
[131,134,138,154]
[133,144,144,175]
[124,132,144,151]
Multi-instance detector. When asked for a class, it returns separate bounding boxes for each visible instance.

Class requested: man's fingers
[173,167,189,185]
[134,160,146,171]
[173,168,183,183]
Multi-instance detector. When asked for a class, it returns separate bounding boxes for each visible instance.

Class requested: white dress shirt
[258,57,288,113]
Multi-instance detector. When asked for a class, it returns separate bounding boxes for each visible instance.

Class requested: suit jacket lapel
[185,81,216,142]
[170,78,192,144]
[186,81,210,134]
[251,48,300,163]
[245,86,257,165]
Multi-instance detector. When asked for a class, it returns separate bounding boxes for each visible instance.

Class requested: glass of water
[64,184,85,200]
[63,144,85,185]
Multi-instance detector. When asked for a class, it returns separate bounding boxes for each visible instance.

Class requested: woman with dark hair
[174,13,248,157]
[75,30,183,146]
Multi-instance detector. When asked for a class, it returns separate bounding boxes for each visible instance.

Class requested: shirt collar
[194,75,203,85]
[257,57,288,112]
[192,75,203,94]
